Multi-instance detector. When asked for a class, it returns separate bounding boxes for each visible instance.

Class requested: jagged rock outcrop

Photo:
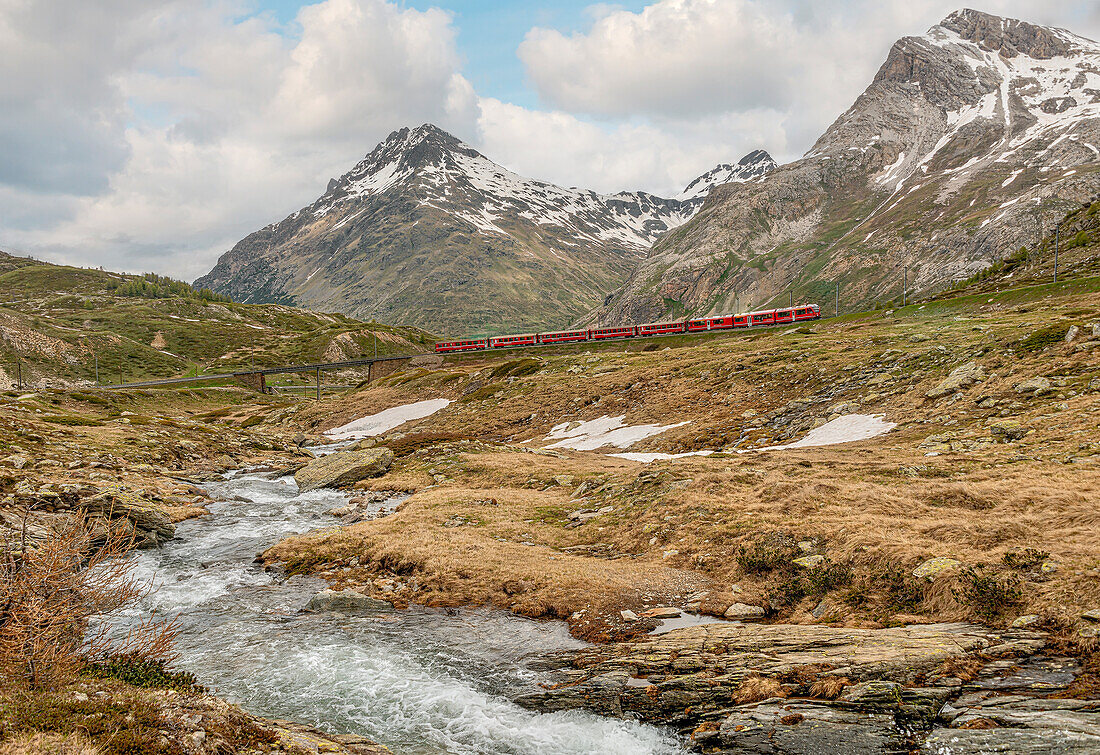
[592,9,1100,325]
[196,125,773,335]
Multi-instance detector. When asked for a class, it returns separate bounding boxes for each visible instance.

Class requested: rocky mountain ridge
[590,8,1100,325]
[196,125,773,335]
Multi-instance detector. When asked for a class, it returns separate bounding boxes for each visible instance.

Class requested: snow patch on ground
[611,450,713,463]
[544,416,689,451]
[749,414,896,452]
[325,399,452,440]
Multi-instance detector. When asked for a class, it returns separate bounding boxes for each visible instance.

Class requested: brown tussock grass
[809,676,852,699]
[735,675,787,704]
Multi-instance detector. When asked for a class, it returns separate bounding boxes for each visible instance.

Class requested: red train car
[774,307,795,325]
[794,304,821,321]
[733,314,749,327]
[538,329,589,344]
[638,321,686,336]
[435,338,488,353]
[707,315,735,330]
[591,326,636,340]
[490,333,536,348]
[685,318,711,332]
[748,310,776,327]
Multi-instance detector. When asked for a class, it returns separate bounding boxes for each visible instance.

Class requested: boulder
[913,557,962,579]
[305,589,391,613]
[793,554,825,569]
[1015,376,1052,395]
[990,419,1029,441]
[82,492,175,546]
[927,362,985,398]
[1065,325,1080,342]
[724,602,766,620]
[294,448,393,492]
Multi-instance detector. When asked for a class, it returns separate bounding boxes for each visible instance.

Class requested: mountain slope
[0,256,430,389]
[592,9,1100,324]
[196,125,773,335]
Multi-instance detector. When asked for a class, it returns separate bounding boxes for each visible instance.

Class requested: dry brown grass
[264,290,1100,634]
[735,675,787,704]
[0,731,100,755]
[809,676,852,699]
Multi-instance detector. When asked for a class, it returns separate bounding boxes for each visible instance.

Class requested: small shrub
[1002,547,1049,570]
[955,567,1025,622]
[39,415,102,427]
[1017,324,1073,353]
[490,358,542,379]
[736,533,798,574]
[83,655,205,694]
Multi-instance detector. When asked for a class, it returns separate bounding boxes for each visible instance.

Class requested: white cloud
[0,0,476,278]
[518,0,1100,167]
[2,0,1098,279]
[475,98,785,197]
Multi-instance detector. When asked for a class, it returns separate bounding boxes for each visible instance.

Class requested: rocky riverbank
[517,621,1100,753]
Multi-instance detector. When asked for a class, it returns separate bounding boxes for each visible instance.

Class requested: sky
[2,0,1099,280]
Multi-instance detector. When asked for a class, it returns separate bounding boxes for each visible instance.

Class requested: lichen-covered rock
[927,362,986,398]
[913,557,961,579]
[990,419,1029,441]
[294,448,393,492]
[1015,376,1052,395]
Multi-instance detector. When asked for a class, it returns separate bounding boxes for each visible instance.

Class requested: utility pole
[118,367,123,386]
[315,367,321,401]
[835,282,840,318]
[789,291,793,309]
[16,360,21,391]
[902,266,907,307]
[94,354,99,386]
[374,328,378,359]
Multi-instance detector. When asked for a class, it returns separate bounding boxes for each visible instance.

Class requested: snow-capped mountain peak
[676,150,777,201]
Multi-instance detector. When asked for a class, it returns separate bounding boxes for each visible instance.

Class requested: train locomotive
[434,304,821,353]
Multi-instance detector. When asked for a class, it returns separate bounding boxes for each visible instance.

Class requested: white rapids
[107,472,685,755]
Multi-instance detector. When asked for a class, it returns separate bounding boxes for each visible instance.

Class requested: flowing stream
[114,472,685,755]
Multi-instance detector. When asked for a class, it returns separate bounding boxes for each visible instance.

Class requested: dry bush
[735,675,787,704]
[0,512,180,691]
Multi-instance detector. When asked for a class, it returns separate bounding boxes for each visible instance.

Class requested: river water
[114,472,685,755]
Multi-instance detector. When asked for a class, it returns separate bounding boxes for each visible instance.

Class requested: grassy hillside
[0,253,435,389]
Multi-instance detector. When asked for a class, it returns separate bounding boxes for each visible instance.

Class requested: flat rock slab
[719,701,908,754]
[294,448,393,492]
[921,728,1100,754]
[516,622,1030,725]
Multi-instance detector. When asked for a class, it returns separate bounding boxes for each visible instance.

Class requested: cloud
[0,0,476,278]
[518,0,1100,164]
[475,98,785,197]
[2,0,1099,280]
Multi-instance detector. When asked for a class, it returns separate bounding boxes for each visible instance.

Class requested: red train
[435,304,821,353]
